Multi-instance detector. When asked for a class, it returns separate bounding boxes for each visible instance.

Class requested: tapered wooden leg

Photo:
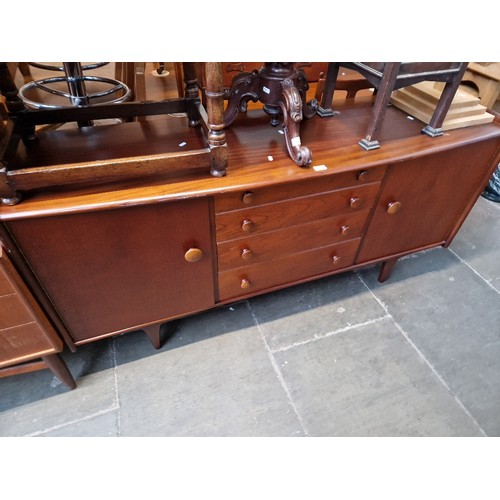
[423,63,468,137]
[359,62,401,150]
[143,324,162,349]
[378,257,399,283]
[42,353,76,389]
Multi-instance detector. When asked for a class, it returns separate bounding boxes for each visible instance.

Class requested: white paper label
[178,141,187,147]
[291,137,301,147]
[313,164,328,172]
[268,155,274,161]
[263,86,271,94]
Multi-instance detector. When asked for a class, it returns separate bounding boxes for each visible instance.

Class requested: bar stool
[18,62,131,126]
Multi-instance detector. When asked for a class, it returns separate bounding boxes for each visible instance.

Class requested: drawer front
[0,323,60,367]
[215,166,386,213]
[0,294,34,330]
[218,238,360,301]
[216,183,380,242]
[0,268,15,297]
[217,209,370,271]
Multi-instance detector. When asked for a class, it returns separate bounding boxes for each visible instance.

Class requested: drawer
[218,238,360,301]
[215,166,386,213]
[216,183,381,242]
[0,322,61,367]
[0,294,34,330]
[217,209,370,271]
[0,268,15,297]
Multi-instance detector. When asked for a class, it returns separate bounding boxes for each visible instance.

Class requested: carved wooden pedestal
[223,63,318,167]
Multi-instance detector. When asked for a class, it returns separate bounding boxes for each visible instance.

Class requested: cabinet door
[356,141,499,263]
[6,199,214,343]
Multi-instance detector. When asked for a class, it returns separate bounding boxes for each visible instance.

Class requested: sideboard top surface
[1,98,499,221]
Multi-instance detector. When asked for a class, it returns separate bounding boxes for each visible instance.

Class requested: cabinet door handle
[242,191,256,204]
[241,219,255,232]
[332,255,341,265]
[350,197,362,208]
[387,201,402,215]
[184,248,203,263]
[241,248,253,261]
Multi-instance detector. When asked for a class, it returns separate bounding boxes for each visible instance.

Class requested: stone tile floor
[1,195,499,437]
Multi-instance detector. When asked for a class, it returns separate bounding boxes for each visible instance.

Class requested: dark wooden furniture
[0,243,75,388]
[0,62,228,206]
[318,62,468,149]
[223,62,318,167]
[1,97,499,361]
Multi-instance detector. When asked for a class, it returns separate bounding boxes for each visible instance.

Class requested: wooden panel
[217,209,370,271]
[356,140,500,263]
[218,238,360,301]
[215,167,386,213]
[6,199,215,343]
[0,322,59,368]
[216,183,381,242]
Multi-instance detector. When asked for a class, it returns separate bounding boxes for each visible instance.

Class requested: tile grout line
[355,271,488,436]
[270,315,390,354]
[447,247,500,294]
[23,405,118,437]
[110,338,122,437]
[245,300,310,436]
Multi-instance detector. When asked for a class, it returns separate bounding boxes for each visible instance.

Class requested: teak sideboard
[1,99,499,382]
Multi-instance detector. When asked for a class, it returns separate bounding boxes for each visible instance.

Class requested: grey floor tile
[115,303,303,436]
[360,248,500,436]
[275,317,482,436]
[450,196,500,291]
[39,409,119,437]
[249,272,387,351]
[0,340,117,436]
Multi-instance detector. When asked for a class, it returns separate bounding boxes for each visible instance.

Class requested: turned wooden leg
[378,257,399,283]
[204,62,228,177]
[42,353,76,390]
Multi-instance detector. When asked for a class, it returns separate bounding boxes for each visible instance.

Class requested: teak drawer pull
[332,255,341,265]
[241,248,253,261]
[240,278,251,289]
[350,197,362,208]
[241,219,255,232]
[184,248,203,263]
[242,191,256,204]
[387,201,402,215]
[340,225,351,237]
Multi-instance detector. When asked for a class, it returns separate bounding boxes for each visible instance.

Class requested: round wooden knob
[387,201,402,215]
[357,170,369,182]
[350,197,362,208]
[184,247,203,262]
[240,278,251,289]
[241,248,253,261]
[241,219,255,232]
[332,255,341,265]
[242,191,256,204]
[340,225,351,237]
